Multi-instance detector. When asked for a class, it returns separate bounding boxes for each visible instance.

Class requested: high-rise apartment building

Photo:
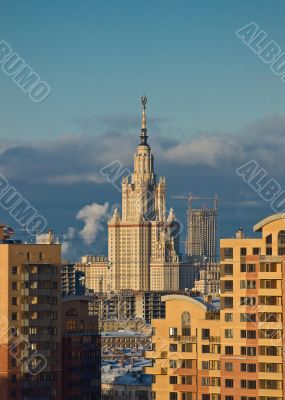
[146,213,285,400]
[0,225,62,400]
[185,204,217,264]
[0,225,102,400]
[108,97,180,291]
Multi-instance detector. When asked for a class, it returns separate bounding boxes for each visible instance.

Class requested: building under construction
[184,195,218,264]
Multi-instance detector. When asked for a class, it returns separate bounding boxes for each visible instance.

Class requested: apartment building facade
[0,226,63,400]
[146,213,285,400]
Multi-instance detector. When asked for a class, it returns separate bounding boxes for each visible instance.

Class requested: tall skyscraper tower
[108,97,180,291]
[185,198,217,264]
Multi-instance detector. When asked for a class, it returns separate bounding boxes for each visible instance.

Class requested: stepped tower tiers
[108,97,180,292]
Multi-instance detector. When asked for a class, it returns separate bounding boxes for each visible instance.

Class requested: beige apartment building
[108,97,180,292]
[146,213,285,400]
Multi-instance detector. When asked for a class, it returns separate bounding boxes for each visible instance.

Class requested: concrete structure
[89,290,176,324]
[185,204,217,264]
[76,256,111,293]
[108,96,180,292]
[0,225,63,400]
[101,330,151,351]
[194,264,220,295]
[61,296,101,399]
[100,319,146,333]
[61,263,85,296]
[146,213,285,400]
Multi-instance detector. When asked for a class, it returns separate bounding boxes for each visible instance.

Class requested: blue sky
[0,0,284,258]
[1,0,285,139]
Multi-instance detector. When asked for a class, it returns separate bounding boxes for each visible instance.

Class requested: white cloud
[76,202,109,245]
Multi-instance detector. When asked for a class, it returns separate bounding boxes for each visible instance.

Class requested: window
[11,266,18,275]
[202,329,210,340]
[247,264,255,272]
[240,280,256,289]
[240,330,256,339]
[202,345,210,353]
[253,247,260,255]
[11,312,18,321]
[12,297,18,306]
[27,252,31,261]
[181,343,192,352]
[224,248,233,259]
[39,252,44,261]
[259,346,281,356]
[225,313,233,322]
[240,248,247,256]
[224,264,233,275]
[225,329,233,338]
[11,282,17,290]
[225,397,233,400]
[181,360,192,368]
[169,360,177,368]
[224,297,233,308]
[260,263,277,272]
[181,312,191,336]
[259,363,281,373]
[202,361,209,370]
[241,363,256,372]
[170,393,177,400]
[225,379,234,388]
[169,344,177,352]
[260,279,277,289]
[224,281,233,292]
[240,313,256,322]
[278,230,285,255]
[181,376,192,385]
[225,362,233,371]
[225,346,233,355]
[241,347,256,356]
[266,247,272,255]
[169,376,177,384]
[241,380,256,389]
[240,264,247,272]
[240,297,256,306]
[66,320,77,332]
[169,327,177,337]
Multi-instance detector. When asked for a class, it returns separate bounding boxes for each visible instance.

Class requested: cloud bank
[0,113,284,258]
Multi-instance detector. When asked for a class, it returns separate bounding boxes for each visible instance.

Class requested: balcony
[209,336,221,343]
[172,335,197,343]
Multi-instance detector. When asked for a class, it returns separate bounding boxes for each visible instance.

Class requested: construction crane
[171,193,219,210]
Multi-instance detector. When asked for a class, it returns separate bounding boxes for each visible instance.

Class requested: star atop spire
[139,95,149,146]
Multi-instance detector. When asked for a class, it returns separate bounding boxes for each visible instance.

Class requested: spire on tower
[139,95,149,146]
